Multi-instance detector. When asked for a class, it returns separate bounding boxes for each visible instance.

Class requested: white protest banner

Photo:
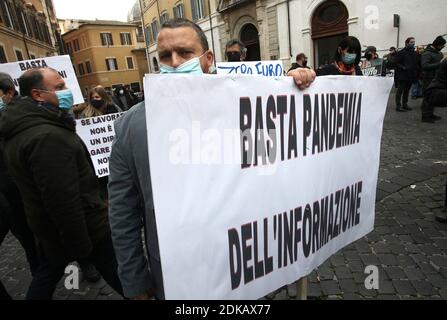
[0,55,84,104]
[76,112,124,177]
[216,61,284,76]
[145,74,393,299]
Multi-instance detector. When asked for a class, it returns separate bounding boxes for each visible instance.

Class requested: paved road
[1,92,446,300]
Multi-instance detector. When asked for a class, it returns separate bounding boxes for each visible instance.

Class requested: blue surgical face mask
[342,53,357,65]
[55,89,74,110]
[407,43,415,50]
[160,52,207,74]
[0,97,6,111]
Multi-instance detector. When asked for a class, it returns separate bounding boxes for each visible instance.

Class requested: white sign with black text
[0,55,84,104]
[145,74,393,299]
[76,113,125,177]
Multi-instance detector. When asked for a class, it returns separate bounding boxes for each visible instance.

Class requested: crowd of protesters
[0,17,445,300]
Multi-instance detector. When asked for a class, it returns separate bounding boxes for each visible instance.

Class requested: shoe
[403,105,412,111]
[432,114,442,121]
[82,264,101,283]
[421,117,435,123]
[435,208,447,223]
[396,107,406,112]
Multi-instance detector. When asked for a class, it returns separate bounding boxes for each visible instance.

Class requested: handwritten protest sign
[76,113,124,177]
[216,61,284,76]
[0,55,84,104]
[145,74,393,299]
[361,59,384,77]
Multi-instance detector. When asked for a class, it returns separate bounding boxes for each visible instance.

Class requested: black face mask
[226,51,242,62]
[365,53,373,60]
[91,99,104,109]
[303,60,308,67]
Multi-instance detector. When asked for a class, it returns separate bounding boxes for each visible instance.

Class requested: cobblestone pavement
[1,92,446,300]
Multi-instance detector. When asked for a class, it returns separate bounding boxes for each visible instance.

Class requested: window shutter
[106,59,110,71]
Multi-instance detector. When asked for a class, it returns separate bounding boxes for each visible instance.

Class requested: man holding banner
[108,18,316,300]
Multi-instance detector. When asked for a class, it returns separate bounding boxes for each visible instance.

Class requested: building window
[191,0,205,21]
[126,57,134,69]
[120,32,132,45]
[1,0,15,29]
[20,11,30,37]
[145,26,152,46]
[14,4,27,35]
[66,42,73,53]
[106,58,118,71]
[151,20,159,43]
[86,61,92,73]
[73,39,80,51]
[100,33,114,46]
[15,49,24,61]
[160,11,169,26]
[30,15,40,41]
[173,3,184,19]
[0,45,7,63]
[78,63,85,75]
[153,57,159,72]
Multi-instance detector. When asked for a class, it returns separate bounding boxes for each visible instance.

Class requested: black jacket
[384,52,397,70]
[394,47,420,81]
[421,45,444,81]
[0,97,22,214]
[0,97,110,264]
[425,59,447,106]
[316,63,363,76]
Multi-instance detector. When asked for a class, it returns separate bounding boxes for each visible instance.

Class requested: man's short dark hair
[295,53,306,61]
[161,18,209,51]
[0,72,16,95]
[225,39,246,53]
[18,68,54,97]
[390,46,396,51]
[433,36,446,47]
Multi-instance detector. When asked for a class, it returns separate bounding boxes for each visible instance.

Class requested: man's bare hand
[288,68,316,90]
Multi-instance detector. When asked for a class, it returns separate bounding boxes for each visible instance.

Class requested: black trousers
[0,281,12,300]
[395,80,413,108]
[424,87,447,207]
[1,191,40,300]
[26,236,123,300]
[421,78,435,118]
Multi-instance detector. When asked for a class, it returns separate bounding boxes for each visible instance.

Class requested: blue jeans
[411,80,423,98]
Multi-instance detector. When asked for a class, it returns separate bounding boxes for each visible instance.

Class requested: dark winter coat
[421,45,444,81]
[394,47,420,81]
[0,97,110,264]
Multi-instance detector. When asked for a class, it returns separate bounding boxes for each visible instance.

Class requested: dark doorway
[240,23,261,61]
[312,0,349,67]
